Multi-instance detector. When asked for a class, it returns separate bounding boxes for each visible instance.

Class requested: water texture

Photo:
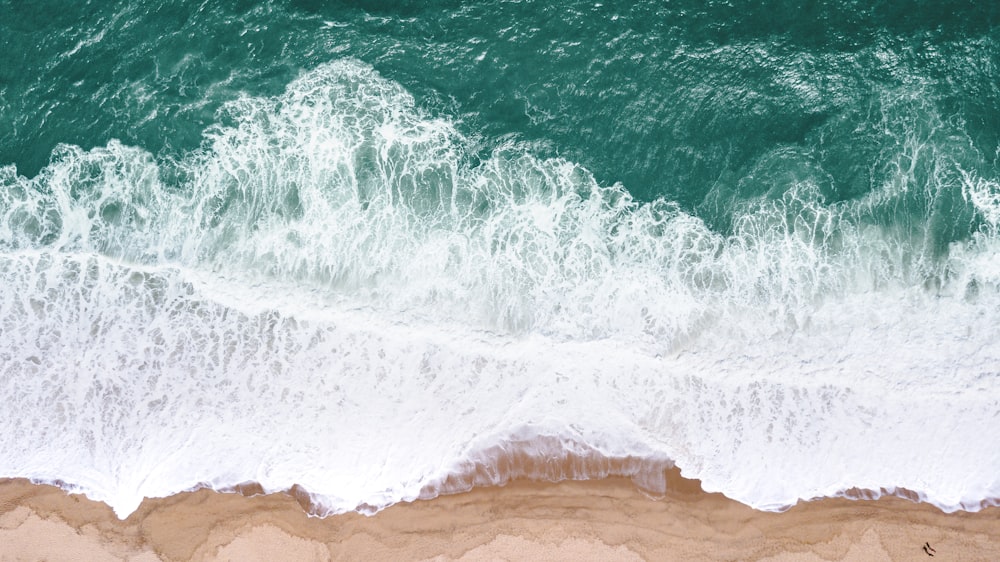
[1,1,999,517]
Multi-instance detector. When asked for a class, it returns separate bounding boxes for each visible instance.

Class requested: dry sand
[1,471,998,561]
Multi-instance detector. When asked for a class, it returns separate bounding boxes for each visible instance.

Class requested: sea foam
[1,60,999,518]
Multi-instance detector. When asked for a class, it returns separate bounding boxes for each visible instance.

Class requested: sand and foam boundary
[2,468,998,561]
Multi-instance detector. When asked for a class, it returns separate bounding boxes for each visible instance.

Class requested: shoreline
[3,471,999,561]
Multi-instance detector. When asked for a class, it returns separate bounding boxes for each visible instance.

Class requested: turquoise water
[2,2,1000,517]
[6,2,998,214]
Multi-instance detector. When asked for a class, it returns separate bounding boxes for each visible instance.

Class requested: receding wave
[2,60,1000,518]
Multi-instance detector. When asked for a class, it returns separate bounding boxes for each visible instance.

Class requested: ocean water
[2,1,1000,518]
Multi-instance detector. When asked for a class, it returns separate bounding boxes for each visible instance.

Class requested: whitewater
[2,60,999,518]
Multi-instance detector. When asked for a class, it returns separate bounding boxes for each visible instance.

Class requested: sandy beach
[2,470,998,561]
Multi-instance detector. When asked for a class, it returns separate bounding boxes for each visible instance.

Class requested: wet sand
[1,471,998,561]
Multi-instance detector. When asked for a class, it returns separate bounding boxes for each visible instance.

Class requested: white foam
[1,60,1000,518]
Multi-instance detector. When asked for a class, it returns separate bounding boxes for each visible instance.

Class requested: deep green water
[4,1,998,235]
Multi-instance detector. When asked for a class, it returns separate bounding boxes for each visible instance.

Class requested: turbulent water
[2,1,1000,518]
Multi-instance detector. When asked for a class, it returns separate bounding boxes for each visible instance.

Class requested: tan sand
[1,471,998,561]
